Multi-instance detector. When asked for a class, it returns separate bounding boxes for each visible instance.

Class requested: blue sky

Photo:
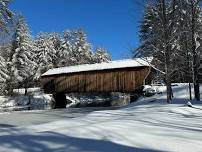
[10,0,145,59]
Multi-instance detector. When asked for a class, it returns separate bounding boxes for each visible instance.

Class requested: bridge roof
[42,57,153,77]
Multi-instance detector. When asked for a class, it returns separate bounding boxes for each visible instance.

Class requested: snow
[0,88,52,112]
[0,84,202,152]
[42,57,153,76]
[13,88,41,95]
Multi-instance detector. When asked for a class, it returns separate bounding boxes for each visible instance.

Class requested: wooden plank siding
[41,66,150,94]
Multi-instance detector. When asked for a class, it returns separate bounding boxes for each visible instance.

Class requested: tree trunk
[166,71,172,103]
[162,0,172,103]
[24,88,28,96]
[185,32,192,100]
[189,83,192,100]
[191,1,200,101]
[6,80,13,96]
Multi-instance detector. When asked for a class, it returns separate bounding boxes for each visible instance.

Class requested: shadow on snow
[0,124,161,152]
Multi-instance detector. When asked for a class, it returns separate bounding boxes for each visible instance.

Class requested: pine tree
[34,33,57,79]
[71,29,93,64]
[58,30,74,66]
[48,33,63,68]
[0,0,13,94]
[93,47,111,63]
[0,0,13,33]
[6,15,35,95]
[60,29,93,66]
[0,44,10,83]
[0,50,9,94]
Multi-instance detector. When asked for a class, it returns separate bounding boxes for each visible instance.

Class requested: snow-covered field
[0,84,201,152]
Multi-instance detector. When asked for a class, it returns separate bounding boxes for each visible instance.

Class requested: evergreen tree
[93,47,111,63]
[34,33,57,79]
[72,29,93,64]
[60,29,93,66]
[48,33,63,68]
[0,0,12,33]
[6,15,35,95]
[58,30,74,66]
[0,44,10,84]
[0,52,9,94]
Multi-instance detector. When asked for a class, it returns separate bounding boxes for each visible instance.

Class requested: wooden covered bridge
[41,58,157,108]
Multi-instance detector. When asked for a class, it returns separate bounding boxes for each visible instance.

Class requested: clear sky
[10,0,144,60]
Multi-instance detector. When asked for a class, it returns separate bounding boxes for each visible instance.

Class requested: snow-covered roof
[42,57,153,76]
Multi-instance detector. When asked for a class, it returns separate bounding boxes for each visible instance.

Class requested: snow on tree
[73,29,93,64]
[137,0,202,101]
[93,47,111,63]
[0,45,9,94]
[0,26,110,90]
[34,33,58,79]
[0,0,13,34]
[33,29,106,79]
[138,0,183,102]
[0,45,9,81]
[48,33,63,68]
[69,29,93,65]
[58,30,75,67]
[6,15,35,95]
[189,0,201,100]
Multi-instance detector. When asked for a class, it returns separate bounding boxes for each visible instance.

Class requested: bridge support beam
[53,93,67,109]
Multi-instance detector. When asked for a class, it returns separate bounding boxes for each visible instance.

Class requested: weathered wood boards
[41,66,150,94]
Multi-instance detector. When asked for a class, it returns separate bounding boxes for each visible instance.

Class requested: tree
[33,29,107,79]
[6,15,35,95]
[0,0,13,94]
[58,30,75,67]
[0,0,13,34]
[177,0,193,99]
[93,47,111,63]
[137,0,202,101]
[48,33,63,68]
[59,29,93,66]
[138,0,180,103]
[34,33,57,79]
[190,0,201,100]
[0,45,9,94]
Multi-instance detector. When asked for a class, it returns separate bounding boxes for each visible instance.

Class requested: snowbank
[0,88,52,112]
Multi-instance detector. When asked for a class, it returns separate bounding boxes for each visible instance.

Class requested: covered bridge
[41,58,157,108]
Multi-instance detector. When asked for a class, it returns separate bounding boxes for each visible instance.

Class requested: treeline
[0,4,111,95]
[136,0,201,101]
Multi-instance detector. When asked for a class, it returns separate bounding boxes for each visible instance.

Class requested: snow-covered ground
[0,84,202,152]
[0,88,52,112]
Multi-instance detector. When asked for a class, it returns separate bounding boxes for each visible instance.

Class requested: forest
[135,0,202,101]
[0,1,111,96]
